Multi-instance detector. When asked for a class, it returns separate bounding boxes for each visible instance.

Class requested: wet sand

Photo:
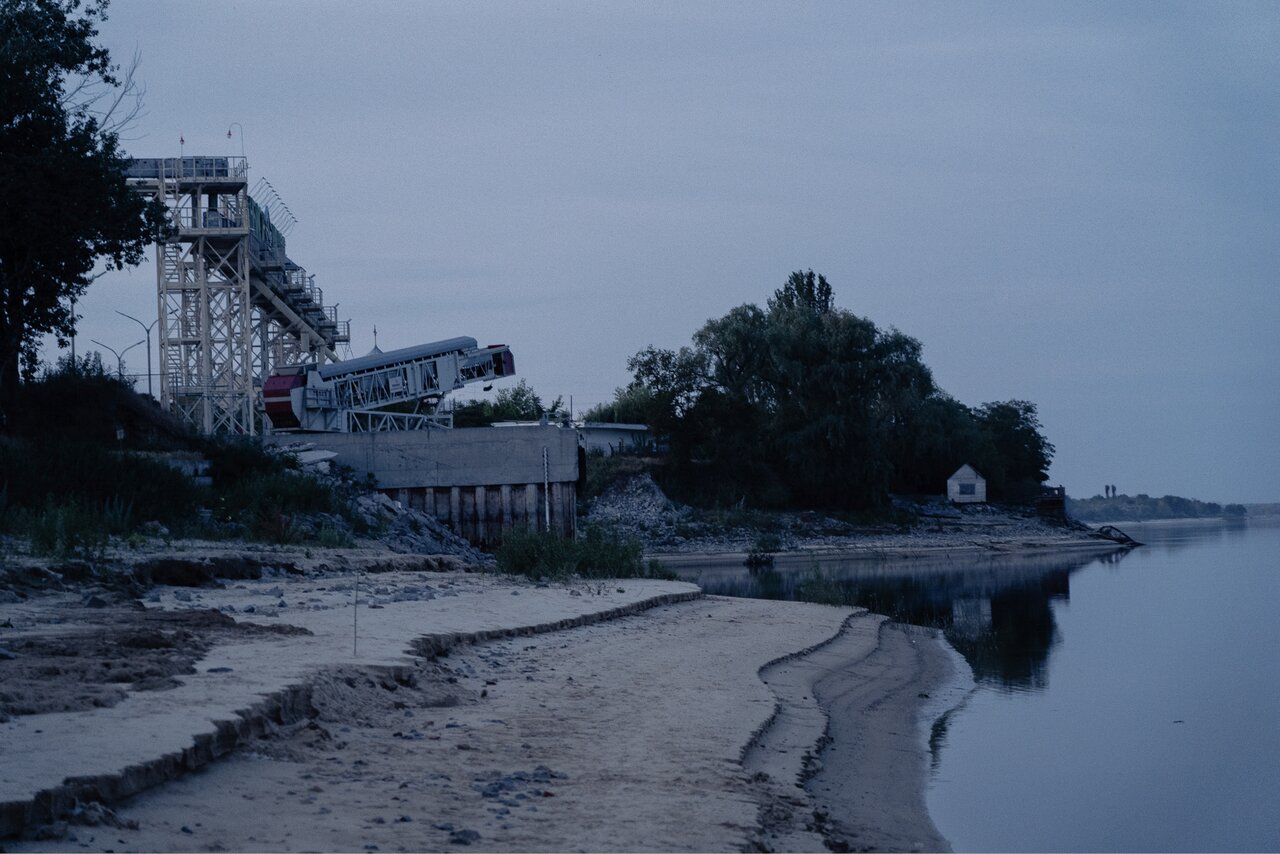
[5,575,962,852]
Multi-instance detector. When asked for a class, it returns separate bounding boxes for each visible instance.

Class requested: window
[959,482,976,496]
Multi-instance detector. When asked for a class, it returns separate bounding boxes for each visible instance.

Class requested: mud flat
[3,569,960,852]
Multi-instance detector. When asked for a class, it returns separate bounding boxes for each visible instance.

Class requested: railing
[200,210,241,229]
[126,156,248,181]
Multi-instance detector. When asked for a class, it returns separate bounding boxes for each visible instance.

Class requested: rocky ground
[585,471,1113,556]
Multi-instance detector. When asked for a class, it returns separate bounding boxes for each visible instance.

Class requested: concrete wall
[267,425,579,545]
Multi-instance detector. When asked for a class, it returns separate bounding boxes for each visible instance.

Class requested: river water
[668,517,1280,852]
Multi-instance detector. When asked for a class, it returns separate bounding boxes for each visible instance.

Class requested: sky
[54,1,1280,504]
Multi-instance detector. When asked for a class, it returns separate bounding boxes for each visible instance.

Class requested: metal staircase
[126,156,350,434]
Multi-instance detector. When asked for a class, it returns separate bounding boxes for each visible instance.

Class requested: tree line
[1066,493,1246,522]
[449,379,565,428]
[586,271,1054,510]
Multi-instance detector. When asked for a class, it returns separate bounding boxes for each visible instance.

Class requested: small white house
[947,464,987,504]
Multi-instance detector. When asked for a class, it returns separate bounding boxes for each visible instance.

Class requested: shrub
[494,527,575,579]
[496,524,675,581]
[26,499,111,559]
[0,439,201,535]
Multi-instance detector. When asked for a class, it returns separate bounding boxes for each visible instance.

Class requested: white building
[491,420,651,456]
[947,464,987,504]
[577,422,650,456]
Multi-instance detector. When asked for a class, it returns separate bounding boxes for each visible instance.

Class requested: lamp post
[116,310,158,398]
[90,338,145,382]
[227,122,246,167]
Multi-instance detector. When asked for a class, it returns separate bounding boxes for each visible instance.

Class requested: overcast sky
[58,1,1279,503]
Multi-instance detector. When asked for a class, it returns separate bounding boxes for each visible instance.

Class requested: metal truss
[346,410,453,432]
[128,156,349,435]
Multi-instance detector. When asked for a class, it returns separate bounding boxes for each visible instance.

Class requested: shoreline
[653,533,1130,569]
[0,564,969,852]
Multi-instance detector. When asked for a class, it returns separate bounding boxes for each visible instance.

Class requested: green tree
[0,0,168,426]
[581,384,660,424]
[621,271,1054,509]
[451,379,564,427]
[626,271,943,509]
[972,400,1055,500]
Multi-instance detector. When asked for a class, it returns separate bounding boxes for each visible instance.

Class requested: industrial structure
[263,337,514,432]
[268,425,582,544]
[126,156,350,434]
[127,154,579,545]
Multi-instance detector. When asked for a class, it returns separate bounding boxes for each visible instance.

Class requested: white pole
[543,446,551,532]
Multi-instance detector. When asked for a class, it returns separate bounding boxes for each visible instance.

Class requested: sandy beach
[0,561,962,852]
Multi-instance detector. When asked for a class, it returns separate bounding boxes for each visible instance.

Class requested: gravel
[586,473,1101,555]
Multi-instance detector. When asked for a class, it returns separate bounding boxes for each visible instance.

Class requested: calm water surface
[669,518,1280,852]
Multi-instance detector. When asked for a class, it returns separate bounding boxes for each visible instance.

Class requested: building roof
[949,464,985,481]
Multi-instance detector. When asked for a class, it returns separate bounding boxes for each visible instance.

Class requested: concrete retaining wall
[266,425,580,545]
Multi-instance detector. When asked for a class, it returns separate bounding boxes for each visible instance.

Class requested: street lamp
[227,122,246,167]
[116,310,158,399]
[90,338,145,382]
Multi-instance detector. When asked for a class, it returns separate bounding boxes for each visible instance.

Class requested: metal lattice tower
[126,157,349,434]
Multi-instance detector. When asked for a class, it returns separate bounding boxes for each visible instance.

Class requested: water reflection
[1121,517,1251,554]
[666,547,1134,692]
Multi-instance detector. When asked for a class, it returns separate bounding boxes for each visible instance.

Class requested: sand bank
[3,570,960,852]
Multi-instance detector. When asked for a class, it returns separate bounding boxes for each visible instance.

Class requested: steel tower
[126,156,349,434]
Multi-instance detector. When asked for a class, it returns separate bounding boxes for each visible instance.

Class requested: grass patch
[0,438,202,541]
[495,524,675,581]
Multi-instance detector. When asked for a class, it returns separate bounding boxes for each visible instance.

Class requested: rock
[0,646,16,660]
[448,829,481,845]
[139,520,170,538]
[27,821,68,840]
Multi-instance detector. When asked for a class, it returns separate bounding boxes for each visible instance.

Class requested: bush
[25,499,110,558]
[496,524,675,581]
[494,527,574,579]
[0,438,201,535]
